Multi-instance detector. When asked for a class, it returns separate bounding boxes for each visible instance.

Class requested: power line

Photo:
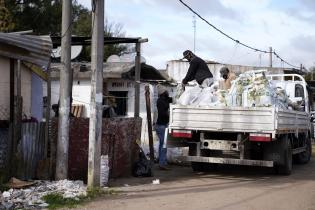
[178,0,268,53]
[273,51,299,69]
[178,0,301,69]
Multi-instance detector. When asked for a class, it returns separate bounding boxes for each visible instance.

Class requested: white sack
[177,86,202,106]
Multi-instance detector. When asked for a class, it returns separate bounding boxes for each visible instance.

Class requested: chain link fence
[0,104,10,172]
[0,104,9,121]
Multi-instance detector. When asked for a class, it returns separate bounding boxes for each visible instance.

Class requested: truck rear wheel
[295,134,311,164]
[264,135,292,175]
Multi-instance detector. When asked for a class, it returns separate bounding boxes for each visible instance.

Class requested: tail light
[172,130,192,138]
[249,133,271,142]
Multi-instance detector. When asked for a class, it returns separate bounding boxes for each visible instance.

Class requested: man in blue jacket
[182,50,213,88]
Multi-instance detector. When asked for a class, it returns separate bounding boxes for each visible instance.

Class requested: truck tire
[295,134,312,164]
[276,137,292,175]
[263,135,292,175]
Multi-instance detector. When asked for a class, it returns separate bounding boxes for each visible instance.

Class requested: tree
[304,67,315,81]
[2,0,131,61]
[3,0,62,35]
[0,0,14,32]
[72,4,131,61]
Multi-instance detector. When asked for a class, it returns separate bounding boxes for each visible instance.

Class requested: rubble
[177,70,299,111]
[0,179,87,209]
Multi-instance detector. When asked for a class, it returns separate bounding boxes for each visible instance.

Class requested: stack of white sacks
[176,70,299,110]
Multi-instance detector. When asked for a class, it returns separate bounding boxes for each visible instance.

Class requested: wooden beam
[23,61,48,81]
[145,85,155,163]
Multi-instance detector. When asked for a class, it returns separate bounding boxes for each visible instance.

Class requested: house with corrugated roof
[0,32,52,180]
[49,55,175,142]
[0,33,51,122]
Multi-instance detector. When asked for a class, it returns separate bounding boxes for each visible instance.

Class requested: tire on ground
[263,134,292,175]
[295,133,312,164]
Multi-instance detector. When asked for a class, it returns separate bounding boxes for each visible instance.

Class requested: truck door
[295,84,307,112]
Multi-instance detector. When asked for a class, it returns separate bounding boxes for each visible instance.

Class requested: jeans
[155,124,167,166]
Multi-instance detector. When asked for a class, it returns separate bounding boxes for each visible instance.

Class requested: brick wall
[52,117,142,182]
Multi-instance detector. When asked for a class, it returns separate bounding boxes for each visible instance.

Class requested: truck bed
[169,105,309,137]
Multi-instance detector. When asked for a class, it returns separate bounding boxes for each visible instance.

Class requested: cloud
[291,35,315,53]
[76,0,315,69]
[300,0,315,11]
[286,8,315,23]
[112,0,241,20]
[285,0,315,23]
[164,0,240,20]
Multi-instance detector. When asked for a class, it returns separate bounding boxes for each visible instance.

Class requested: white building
[49,60,175,142]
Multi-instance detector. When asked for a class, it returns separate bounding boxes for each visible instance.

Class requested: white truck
[167,74,312,175]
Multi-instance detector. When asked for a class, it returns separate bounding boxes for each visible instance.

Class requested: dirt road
[75,159,315,210]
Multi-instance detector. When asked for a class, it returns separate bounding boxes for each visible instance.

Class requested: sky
[78,0,315,70]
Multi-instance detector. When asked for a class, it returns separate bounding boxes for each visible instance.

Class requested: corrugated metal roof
[50,36,142,47]
[0,33,52,70]
[50,62,173,82]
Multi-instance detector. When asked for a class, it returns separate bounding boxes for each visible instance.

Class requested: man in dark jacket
[182,50,213,88]
[155,84,173,170]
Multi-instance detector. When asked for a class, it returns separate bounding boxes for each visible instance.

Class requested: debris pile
[0,179,87,209]
[176,70,302,110]
[228,70,289,108]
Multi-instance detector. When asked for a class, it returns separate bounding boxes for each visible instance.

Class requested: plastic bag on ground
[132,149,153,177]
[100,155,109,187]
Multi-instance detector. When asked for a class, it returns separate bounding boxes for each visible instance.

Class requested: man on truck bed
[182,50,214,88]
[219,66,236,90]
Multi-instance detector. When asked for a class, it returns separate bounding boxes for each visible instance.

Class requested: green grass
[42,193,82,209]
[0,184,9,192]
[43,187,120,209]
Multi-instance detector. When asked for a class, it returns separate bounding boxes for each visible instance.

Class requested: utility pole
[9,59,15,177]
[134,42,141,118]
[134,39,148,118]
[88,0,104,187]
[193,14,196,53]
[269,47,273,68]
[56,0,72,180]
